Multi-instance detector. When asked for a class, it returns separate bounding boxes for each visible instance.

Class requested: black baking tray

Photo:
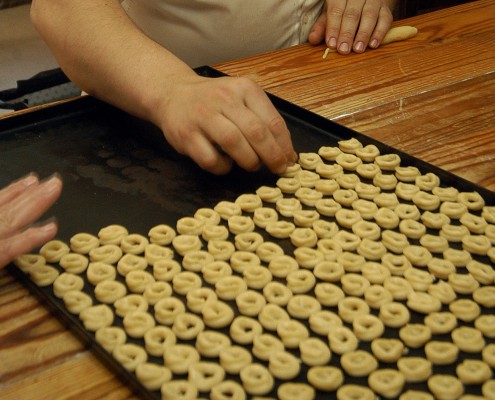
[2,66,494,399]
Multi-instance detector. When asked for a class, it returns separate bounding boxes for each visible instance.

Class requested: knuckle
[343,8,361,23]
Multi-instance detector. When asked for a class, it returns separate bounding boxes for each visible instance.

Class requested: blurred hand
[155,74,298,175]
[308,0,395,54]
[0,174,63,268]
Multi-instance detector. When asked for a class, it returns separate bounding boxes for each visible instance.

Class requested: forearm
[30,0,194,126]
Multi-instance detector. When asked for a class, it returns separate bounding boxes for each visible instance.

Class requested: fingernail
[22,174,39,187]
[354,41,365,53]
[339,42,350,54]
[44,175,62,193]
[370,39,378,48]
[328,37,337,48]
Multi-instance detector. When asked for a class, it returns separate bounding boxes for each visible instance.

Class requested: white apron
[121,0,324,67]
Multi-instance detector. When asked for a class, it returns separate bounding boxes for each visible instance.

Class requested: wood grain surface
[1,1,494,399]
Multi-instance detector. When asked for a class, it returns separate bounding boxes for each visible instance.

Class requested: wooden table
[1,1,493,398]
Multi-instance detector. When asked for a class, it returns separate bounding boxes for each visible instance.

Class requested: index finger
[241,82,297,173]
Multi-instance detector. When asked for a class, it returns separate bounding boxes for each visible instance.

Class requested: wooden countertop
[1,1,494,399]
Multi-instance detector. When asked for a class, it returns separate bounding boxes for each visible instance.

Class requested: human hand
[309,0,396,54]
[0,174,63,269]
[154,74,297,175]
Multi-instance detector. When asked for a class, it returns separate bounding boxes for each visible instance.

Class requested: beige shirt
[121,0,324,67]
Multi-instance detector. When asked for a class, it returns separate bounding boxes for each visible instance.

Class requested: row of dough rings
[195,330,231,359]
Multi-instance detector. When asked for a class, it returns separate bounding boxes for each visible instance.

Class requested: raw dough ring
[188,361,225,392]
[59,253,89,274]
[219,345,253,374]
[239,363,274,396]
[196,330,231,358]
[397,357,432,382]
[368,368,405,399]
[268,351,301,380]
[112,343,147,372]
[307,366,344,392]
[164,344,201,375]
[123,310,156,338]
[172,312,205,340]
[340,350,378,377]
[53,272,85,298]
